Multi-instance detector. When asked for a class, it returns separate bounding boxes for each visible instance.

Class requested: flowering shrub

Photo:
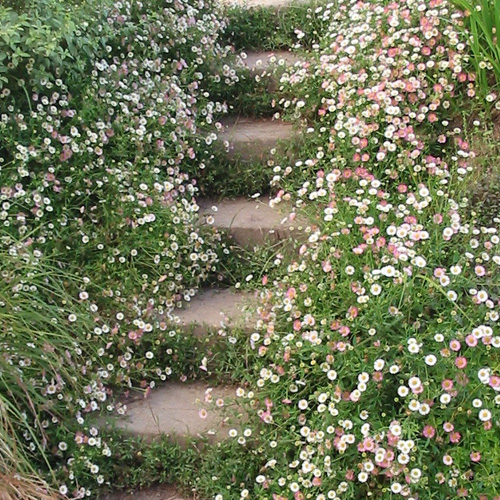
[0,0,239,496]
[274,0,478,186]
[229,169,500,499]
[0,0,234,385]
[207,1,500,499]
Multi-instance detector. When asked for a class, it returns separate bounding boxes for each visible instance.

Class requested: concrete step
[241,51,299,73]
[174,288,254,336]
[102,484,190,500]
[199,197,304,247]
[218,116,294,162]
[113,381,236,445]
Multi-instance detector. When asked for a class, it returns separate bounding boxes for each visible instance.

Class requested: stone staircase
[103,1,304,498]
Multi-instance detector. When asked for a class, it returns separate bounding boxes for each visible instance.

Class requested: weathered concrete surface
[174,288,255,336]
[102,485,190,500]
[114,382,236,444]
[242,51,299,73]
[218,116,294,161]
[199,197,303,247]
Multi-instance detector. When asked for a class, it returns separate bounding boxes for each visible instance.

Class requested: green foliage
[0,0,111,94]
[195,1,500,499]
[451,0,500,91]
[208,69,277,117]
[2,0,500,498]
[198,152,274,198]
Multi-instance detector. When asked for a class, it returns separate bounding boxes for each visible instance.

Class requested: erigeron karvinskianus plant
[209,1,500,499]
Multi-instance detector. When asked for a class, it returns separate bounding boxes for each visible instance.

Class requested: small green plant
[461,114,500,225]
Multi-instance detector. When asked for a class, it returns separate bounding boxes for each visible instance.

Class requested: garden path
[103,0,300,498]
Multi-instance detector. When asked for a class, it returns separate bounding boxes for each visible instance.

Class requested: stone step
[113,381,236,445]
[199,197,304,247]
[102,484,190,500]
[241,50,299,73]
[173,288,254,336]
[218,116,294,162]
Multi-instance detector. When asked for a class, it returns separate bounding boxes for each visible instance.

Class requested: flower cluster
[274,0,481,189]
[237,166,500,499]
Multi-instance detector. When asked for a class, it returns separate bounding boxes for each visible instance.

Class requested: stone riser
[218,116,296,163]
[198,197,304,247]
[173,288,255,336]
[112,381,237,446]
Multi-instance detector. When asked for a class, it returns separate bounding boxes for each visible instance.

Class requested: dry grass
[0,403,60,500]
[0,472,60,500]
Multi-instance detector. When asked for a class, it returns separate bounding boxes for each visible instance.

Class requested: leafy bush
[0,0,113,97]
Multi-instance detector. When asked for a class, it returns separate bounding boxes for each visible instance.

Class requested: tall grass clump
[451,0,500,92]
[0,247,101,498]
[0,402,60,500]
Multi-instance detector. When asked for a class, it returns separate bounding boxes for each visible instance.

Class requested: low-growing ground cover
[0,0,245,497]
[190,1,500,499]
[1,0,500,499]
